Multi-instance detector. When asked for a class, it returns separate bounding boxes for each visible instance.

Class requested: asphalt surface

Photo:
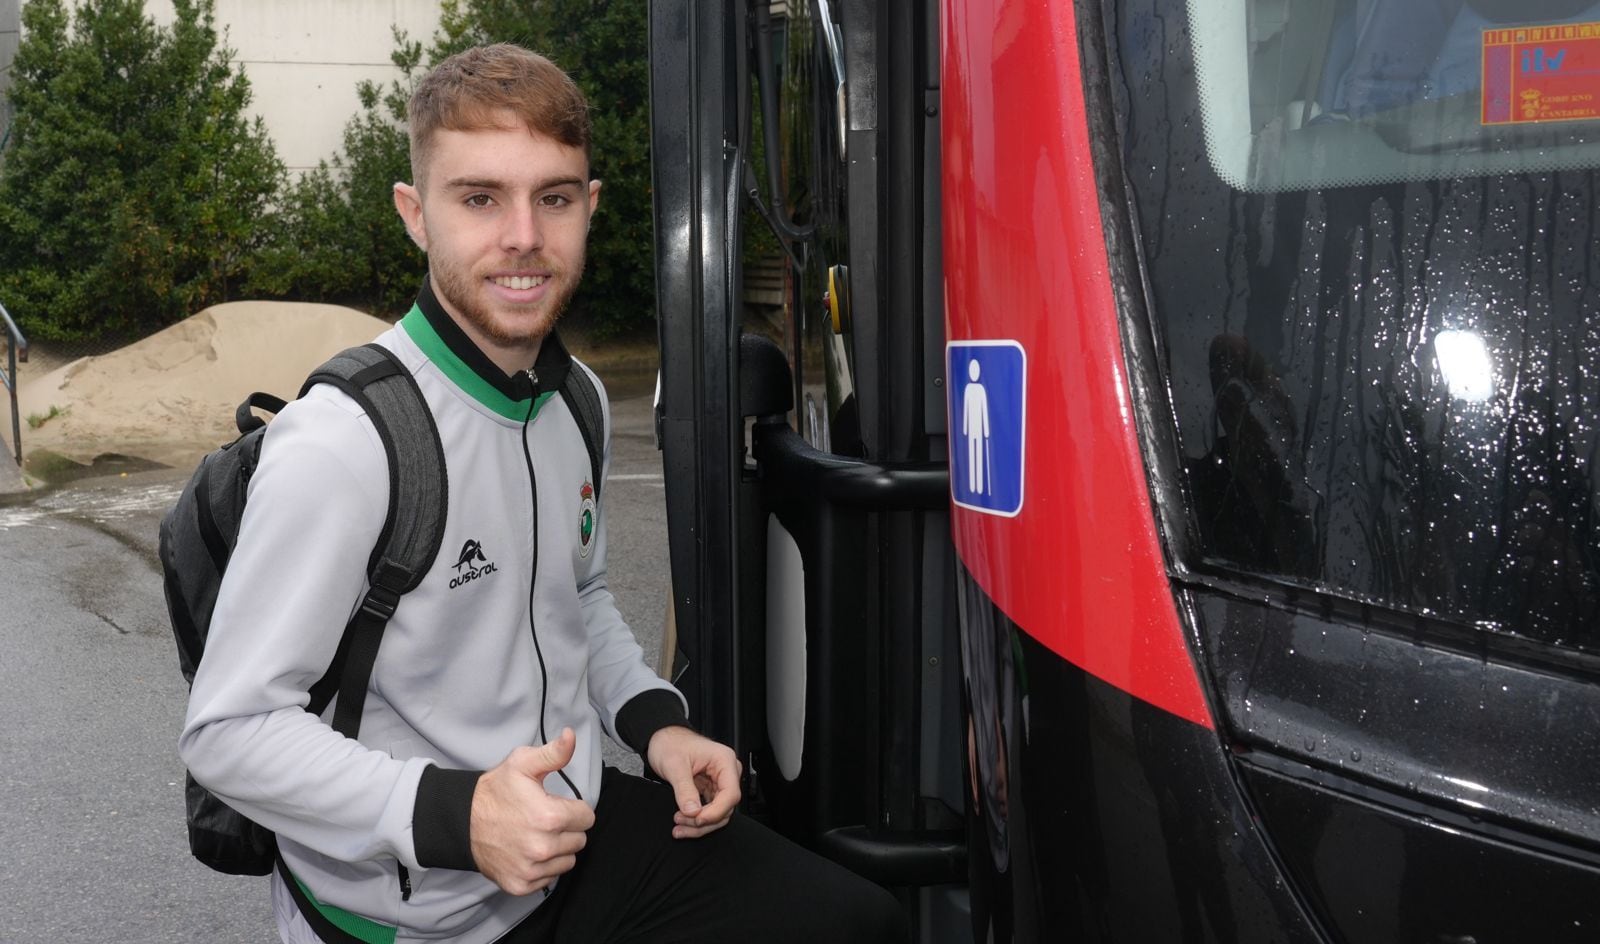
[0,390,671,943]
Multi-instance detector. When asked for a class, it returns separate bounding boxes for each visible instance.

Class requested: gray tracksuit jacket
[179,280,687,943]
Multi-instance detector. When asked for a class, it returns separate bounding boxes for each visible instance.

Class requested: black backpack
[160,342,607,875]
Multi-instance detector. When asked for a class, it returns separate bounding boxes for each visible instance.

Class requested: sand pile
[15,301,389,469]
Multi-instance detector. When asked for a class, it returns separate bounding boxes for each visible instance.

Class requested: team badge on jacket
[578,482,597,559]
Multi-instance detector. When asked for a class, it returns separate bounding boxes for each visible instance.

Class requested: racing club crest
[578,481,597,558]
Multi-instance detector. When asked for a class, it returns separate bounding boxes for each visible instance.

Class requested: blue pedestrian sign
[947,340,1026,517]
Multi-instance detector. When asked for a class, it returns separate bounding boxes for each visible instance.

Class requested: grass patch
[26,404,67,429]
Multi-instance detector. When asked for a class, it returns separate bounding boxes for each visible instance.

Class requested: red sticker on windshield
[1483,23,1600,125]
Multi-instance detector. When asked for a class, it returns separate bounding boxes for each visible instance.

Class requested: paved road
[0,392,670,943]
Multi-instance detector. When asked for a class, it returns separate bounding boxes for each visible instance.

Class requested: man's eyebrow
[442,175,587,191]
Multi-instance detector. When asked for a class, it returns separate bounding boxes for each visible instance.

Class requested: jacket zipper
[399,368,588,909]
[399,371,577,909]
[521,369,582,803]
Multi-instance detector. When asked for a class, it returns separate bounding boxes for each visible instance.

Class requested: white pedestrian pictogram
[962,359,991,495]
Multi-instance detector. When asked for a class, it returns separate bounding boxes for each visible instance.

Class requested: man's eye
[465,194,492,208]
[540,193,572,208]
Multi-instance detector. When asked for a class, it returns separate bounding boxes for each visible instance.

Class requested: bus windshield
[1111,0,1600,654]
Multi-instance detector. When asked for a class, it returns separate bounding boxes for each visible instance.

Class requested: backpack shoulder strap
[299,343,449,737]
[559,359,606,506]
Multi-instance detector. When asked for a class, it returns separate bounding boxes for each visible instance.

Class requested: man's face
[393,119,601,367]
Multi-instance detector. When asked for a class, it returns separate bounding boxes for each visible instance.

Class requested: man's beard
[433,254,584,348]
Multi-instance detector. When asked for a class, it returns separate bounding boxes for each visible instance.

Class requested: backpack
[160,342,608,875]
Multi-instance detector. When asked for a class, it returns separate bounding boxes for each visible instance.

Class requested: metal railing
[1,300,27,467]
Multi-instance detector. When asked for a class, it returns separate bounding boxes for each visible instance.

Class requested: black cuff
[615,689,691,754]
[413,765,483,871]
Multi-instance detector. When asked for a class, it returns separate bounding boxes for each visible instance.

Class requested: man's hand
[645,726,742,839]
[469,728,595,895]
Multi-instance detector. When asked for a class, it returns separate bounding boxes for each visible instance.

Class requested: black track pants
[503,767,908,943]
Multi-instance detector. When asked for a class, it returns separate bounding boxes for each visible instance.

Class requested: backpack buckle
[359,584,402,621]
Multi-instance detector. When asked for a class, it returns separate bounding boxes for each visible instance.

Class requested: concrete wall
[5,1,442,175]
[147,1,442,176]
[0,0,19,131]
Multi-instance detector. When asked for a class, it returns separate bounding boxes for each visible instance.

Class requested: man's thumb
[668,769,703,816]
[519,728,577,780]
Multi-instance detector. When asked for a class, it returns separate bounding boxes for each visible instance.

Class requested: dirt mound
[15,301,389,469]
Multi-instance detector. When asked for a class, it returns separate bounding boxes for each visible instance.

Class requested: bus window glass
[1112,0,1600,654]
[778,0,859,454]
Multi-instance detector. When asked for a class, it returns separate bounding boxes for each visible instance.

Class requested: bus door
[649,1,970,939]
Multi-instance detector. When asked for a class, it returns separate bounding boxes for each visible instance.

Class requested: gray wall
[0,0,19,138]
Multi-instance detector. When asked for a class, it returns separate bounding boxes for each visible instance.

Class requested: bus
[647,1,1600,940]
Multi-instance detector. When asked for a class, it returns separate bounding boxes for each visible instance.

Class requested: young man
[180,44,905,944]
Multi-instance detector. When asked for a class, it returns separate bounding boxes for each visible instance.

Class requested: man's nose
[501,202,544,254]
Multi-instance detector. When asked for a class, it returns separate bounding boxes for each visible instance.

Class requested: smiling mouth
[491,275,549,290]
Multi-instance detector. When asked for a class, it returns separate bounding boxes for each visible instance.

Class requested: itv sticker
[947,340,1026,517]
[1482,22,1600,125]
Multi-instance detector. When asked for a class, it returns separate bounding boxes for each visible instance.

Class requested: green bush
[0,0,282,342]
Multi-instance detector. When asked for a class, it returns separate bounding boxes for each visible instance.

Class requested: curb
[0,451,27,494]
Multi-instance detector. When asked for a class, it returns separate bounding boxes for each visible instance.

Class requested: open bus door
[647,0,970,939]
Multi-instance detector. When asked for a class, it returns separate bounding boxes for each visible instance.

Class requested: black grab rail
[1,301,26,467]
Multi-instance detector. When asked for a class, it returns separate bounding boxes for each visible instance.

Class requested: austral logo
[577,482,597,559]
[449,539,498,589]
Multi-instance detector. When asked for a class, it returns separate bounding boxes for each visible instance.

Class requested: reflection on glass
[1433,329,1495,403]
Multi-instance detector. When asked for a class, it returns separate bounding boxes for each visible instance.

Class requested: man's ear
[393,182,428,252]
[586,179,602,231]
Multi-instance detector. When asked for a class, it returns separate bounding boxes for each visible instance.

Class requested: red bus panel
[941,0,1212,729]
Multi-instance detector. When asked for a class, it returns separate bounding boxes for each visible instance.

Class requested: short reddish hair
[407,44,591,186]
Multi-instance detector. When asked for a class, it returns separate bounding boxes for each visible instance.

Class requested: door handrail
[0,301,27,467]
